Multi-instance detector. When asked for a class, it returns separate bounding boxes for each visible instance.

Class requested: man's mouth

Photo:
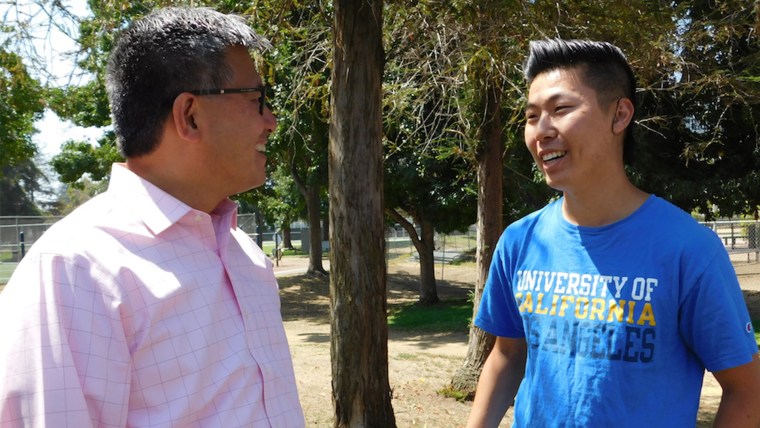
[256,144,266,153]
[542,151,566,162]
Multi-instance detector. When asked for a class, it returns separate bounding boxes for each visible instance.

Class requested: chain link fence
[2,217,759,285]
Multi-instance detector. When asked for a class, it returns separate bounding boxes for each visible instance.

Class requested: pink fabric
[0,164,304,427]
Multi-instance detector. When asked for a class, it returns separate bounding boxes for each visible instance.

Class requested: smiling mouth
[542,151,566,162]
[256,144,266,153]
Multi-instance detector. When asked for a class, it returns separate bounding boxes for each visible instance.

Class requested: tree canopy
[0,48,44,173]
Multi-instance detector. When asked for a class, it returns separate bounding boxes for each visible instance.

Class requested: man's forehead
[527,69,588,103]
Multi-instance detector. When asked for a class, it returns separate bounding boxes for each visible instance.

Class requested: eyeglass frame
[187,85,267,115]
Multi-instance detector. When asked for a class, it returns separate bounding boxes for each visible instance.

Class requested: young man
[467,39,760,427]
[0,7,304,427]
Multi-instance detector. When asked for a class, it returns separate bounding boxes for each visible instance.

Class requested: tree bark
[386,208,440,305]
[282,223,293,249]
[305,186,326,274]
[329,0,395,426]
[322,210,330,242]
[291,162,326,275]
[450,83,503,398]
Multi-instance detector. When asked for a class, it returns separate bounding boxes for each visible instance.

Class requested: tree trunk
[322,210,330,242]
[306,186,326,274]
[450,83,503,398]
[292,163,326,275]
[329,0,395,426]
[282,223,293,249]
[387,208,439,304]
[416,218,439,304]
[253,205,265,248]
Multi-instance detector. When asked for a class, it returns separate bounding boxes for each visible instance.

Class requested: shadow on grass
[278,271,474,351]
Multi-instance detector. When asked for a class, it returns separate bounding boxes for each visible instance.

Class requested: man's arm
[712,352,760,427]
[466,336,527,428]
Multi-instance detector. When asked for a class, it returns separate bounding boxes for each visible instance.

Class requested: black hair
[106,7,270,157]
[524,39,637,165]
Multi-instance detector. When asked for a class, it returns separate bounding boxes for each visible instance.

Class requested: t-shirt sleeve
[678,249,758,373]
[474,233,525,338]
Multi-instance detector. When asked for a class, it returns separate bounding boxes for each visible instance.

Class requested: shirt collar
[107,163,238,235]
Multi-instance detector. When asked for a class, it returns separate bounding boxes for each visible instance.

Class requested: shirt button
[195,214,203,222]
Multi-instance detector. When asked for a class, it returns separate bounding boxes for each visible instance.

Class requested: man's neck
[561,180,650,227]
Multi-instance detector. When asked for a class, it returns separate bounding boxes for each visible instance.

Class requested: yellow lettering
[637,303,656,326]
[558,295,574,317]
[627,301,636,324]
[607,300,625,323]
[549,294,559,316]
[589,298,606,321]
[535,293,549,315]
[518,292,534,313]
[575,297,589,319]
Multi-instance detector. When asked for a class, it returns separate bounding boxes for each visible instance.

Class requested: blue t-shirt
[476,195,758,427]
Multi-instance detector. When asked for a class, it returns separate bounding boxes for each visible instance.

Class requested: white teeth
[542,151,566,162]
[256,144,266,153]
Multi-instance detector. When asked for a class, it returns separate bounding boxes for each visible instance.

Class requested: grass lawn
[0,262,18,286]
[754,320,760,346]
[388,298,472,332]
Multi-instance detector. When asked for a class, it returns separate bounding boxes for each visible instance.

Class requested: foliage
[0,49,45,173]
[633,0,760,219]
[237,165,305,228]
[50,133,122,188]
[0,160,47,215]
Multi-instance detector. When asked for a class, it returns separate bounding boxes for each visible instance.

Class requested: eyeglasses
[188,85,267,115]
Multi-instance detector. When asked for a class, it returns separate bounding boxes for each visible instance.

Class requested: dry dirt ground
[275,255,760,427]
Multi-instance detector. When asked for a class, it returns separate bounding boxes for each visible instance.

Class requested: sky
[4,0,104,160]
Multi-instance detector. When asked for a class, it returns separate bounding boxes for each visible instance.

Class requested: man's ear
[172,93,201,141]
[612,97,635,136]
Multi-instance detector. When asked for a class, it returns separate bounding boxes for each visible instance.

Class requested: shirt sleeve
[474,233,526,338]
[678,249,759,373]
[0,253,131,428]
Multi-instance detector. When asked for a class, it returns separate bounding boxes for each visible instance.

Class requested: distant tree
[250,0,331,272]
[50,133,121,188]
[0,49,45,173]
[634,0,760,219]
[384,143,477,305]
[0,160,46,215]
[382,1,481,304]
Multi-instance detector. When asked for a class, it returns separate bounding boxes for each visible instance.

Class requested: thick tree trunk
[329,0,395,427]
[386,208,440,305]
[450,84,503,398]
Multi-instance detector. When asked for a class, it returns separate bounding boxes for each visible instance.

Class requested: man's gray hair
[106,7,270,157]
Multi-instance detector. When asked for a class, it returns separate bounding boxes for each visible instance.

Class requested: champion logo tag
[747,322,753,334]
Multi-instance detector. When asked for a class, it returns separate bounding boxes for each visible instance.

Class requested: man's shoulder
[505,200,559,233]
[29,191,136,256]
[645,196,717,241]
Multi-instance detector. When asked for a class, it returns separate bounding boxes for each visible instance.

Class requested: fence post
[19,231,25,260]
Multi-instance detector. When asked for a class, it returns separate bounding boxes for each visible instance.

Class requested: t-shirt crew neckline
[555,194,657,235]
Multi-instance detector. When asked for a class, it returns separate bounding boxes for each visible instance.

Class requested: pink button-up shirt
[0,164,304,427]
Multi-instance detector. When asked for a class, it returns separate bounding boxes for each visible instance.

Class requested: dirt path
[280,257,760,427]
